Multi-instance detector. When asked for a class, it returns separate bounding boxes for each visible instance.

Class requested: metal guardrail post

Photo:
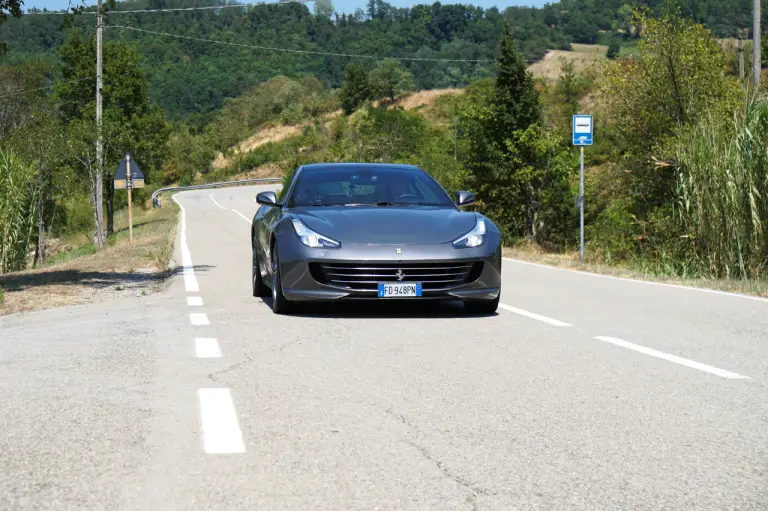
[151,178,283,208]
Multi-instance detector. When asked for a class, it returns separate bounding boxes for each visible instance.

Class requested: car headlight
[291,218,340,248]
[453,217,486,248]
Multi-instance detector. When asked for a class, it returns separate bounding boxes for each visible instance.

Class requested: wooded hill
[0,0,759,118]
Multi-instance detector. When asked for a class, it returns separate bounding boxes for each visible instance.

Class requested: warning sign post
[113,153,145,247]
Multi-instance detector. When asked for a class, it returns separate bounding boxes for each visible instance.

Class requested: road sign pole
[127,154,134,247]
[579,146,585,264]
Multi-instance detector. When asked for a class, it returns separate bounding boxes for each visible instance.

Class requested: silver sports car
[251,163,502,314]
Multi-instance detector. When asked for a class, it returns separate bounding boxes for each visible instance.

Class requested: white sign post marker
[573,115,593,264]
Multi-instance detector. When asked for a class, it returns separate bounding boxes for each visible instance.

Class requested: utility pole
[754,0,761,85]
[95,0,105,247]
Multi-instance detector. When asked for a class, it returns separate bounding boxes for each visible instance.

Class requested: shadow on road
[0,265,214,291]
[259,297,499,319]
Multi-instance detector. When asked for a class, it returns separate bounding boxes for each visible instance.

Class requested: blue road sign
[572,115,593,146]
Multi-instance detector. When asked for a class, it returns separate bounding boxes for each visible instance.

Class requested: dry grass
[503,241,768,299]
[212,110,344,170]
[0,203,179,316]
[529,46,606,81]
[213,90,464,171]
[228,162,284,181]
[395,89,462,110]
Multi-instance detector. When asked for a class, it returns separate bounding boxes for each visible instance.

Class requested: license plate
[377,282,422,298]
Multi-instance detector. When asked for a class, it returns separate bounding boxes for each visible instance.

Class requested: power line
[106,24,494,63]
[22,0,306,16]
[0,75,96,100]
[105,0,308,14]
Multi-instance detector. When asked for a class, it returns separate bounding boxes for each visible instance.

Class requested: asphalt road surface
[2,185,767,510]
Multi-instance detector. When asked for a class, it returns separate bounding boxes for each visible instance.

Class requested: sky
[22,0,548,15]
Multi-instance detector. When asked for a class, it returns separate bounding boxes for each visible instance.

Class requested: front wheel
[252,244,268,297]
[270,243,293,315]
[464,295,500,315]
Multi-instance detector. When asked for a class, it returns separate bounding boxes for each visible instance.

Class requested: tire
[464,295,500,315]
[270,243,293,314]
[252,243,268,297]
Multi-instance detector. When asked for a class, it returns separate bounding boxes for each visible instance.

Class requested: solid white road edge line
[210,193,251,223]
[197,388,246,454]
[595,336,749,379]
[502,257,768,304]
[195,338,222,358]
[498,303,571,327]
[187,296,204,306]
[171,194,200,293]
[189,313,210,326]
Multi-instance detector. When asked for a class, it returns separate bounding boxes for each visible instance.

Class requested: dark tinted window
[286,167,454,208]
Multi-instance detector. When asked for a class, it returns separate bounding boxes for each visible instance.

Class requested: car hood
[293,206,477,245]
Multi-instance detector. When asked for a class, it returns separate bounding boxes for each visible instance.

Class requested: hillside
[1,0,758,119]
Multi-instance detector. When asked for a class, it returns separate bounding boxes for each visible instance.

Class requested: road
[1,184,767,509]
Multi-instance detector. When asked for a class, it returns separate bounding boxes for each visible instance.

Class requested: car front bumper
[275,236,502,302]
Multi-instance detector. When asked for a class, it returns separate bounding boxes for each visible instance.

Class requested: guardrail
[151,177,283,207]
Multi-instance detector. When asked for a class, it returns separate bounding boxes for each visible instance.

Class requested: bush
[0,286,5,305]
[62,196,96,237]
[606,41,621,60]
[589,198,638,263]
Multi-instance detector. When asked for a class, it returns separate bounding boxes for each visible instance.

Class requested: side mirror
[256,191,280,207]
[455,191,475,206]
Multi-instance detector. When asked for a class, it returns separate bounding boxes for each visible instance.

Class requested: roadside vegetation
[0,202,178,315]
[1,0,767,313]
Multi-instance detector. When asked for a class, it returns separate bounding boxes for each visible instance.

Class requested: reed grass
[675,94,768,279]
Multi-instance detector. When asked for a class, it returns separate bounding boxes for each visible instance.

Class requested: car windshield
[286,167,455,208]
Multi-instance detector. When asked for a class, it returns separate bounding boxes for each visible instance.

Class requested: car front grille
[310,261,483,292]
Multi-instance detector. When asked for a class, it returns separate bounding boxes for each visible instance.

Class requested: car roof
[300,163,422,172]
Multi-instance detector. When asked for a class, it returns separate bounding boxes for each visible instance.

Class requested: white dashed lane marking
[187,296,204,306]
[195,338,222,358]
[595,336,749,379]
[189,313,210,326]
[498,303,571,327]
[198,388,246,454]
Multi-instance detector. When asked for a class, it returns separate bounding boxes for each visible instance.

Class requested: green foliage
[606,41,621,60]
[674,95,768,279]
[599,8,740,158]
[0,149,40,273]
[369,59,415,102]
[339,63,372,115]
[459,23,575,246]
[314,0,334,18]
[2,0,572,118]
[208,75,337,153]
[356,106,427,162]
[0,285,4,305]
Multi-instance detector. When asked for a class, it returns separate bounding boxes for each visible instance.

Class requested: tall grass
[0,150,40,273]
[675,95,768,279]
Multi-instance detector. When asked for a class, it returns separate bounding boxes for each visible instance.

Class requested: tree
[369,59,415,102]
[490,22,540,148]
[57,30,169,239]
[0,0,21,22]
[10,102,66,266]
[599,8,740,157]
[459,23,572,242]
[339,63,372,115]
[555,58,582,121]
[607,41,621,59]
[0,0,22,54]
[314,0,334,18]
